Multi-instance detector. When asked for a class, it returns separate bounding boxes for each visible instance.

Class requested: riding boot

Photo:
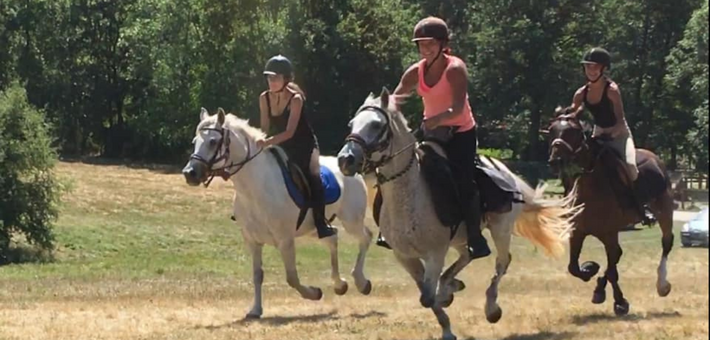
[464,189,491,260]
[308,172,338,238]
[376,232,392,249]
[632,181,656,226]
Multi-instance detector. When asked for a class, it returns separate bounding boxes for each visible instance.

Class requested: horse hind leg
[653,193,674,297]
[485,220,513,324]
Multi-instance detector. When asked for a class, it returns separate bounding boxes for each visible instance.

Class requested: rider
[390,16,491,260]
[564,47,655,225]
[256,55,337,238]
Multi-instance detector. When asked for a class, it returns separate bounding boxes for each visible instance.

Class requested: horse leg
[653,193,674,297]
[394,252,457,340]
[602,235,629,316]
[436,245,470,308]
[592,275,608,305]
[278,239,323,300]
[568,231,598,282]
[485,223,513,324]
[342,220,373,295]
[421,252,446,309]
[246,240,264,319]
[320,231,349,296]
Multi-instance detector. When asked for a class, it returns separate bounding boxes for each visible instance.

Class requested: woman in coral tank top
[393,16,490,260]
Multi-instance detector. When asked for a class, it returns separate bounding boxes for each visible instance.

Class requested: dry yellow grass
[0,161,707,340]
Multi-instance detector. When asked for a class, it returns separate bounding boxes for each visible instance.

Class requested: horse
[182,108,374,319]
[337,89,581,340]
[544,108,675,316]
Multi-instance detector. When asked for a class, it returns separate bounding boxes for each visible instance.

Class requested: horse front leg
[568,231,599,282]
[436,245,470,308]
[342,220,374,295]
[394,251,457,340]
[602,235,629,316]
[245,240,264,319]
[278,239,323,301]
[320,229,349,295]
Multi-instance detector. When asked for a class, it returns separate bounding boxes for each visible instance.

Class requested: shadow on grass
[0,245,54,266]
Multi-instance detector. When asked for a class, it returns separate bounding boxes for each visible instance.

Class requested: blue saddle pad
[280,165,341,208]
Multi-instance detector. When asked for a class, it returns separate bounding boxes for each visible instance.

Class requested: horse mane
[361,93,411,133]
[223,113,266,140]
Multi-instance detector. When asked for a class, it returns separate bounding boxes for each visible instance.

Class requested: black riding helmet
[581,47,611,83]
[412,17,450,42]
[263,55,294,78]
[412,17,450,77]
[581,47,612,69]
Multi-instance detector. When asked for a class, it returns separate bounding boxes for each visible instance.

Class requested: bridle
[344,105,418,186]
[189,126,264,187]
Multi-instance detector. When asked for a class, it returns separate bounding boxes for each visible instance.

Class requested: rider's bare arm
[606,83,627,136]
[259,92,270,134]
[569,87,585,118]
[393,64,419,110]
[265,94,303,146]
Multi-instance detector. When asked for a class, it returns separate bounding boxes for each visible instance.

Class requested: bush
[0,83,61,255]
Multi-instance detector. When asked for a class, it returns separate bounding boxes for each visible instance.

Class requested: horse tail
[488,158,583,258]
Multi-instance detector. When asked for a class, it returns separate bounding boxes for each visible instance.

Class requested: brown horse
[544,109,675,316]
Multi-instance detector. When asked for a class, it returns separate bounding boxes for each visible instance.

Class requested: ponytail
[286,81,307,101]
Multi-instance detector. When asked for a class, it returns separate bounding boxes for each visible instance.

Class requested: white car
[681,208,709,248]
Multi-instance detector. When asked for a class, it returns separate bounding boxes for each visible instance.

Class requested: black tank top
[583,81,617,128]
[265,92,316,166]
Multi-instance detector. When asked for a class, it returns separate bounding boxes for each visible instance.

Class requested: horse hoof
[308,287,324,301]
[442,334,457,340]
[657,282,672,297]
[452,279,466,292]
[614,300,630,316]
[592,290,606,304]
[580,261,600,282]
[486,306,503,324]
[335,282,349,296]
[420,295,435,308]
[441,294,454,308]
[360,280,373,296]
[245,312,262,320]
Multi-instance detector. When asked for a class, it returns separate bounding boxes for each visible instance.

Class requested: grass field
[0,161,707,340]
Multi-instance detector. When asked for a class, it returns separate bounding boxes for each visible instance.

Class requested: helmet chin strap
[423,42,445,77]
[585,66,605,83]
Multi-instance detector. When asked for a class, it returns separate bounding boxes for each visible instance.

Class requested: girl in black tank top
[258,55,336,239]
[264,93,317,170]
[583,81,616,129]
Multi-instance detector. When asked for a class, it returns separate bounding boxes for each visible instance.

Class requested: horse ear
[200,107,209,121]
[380,87,390,109]
[217,108,225,125]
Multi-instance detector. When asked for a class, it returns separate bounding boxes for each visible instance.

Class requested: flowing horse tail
[488,157,583,258]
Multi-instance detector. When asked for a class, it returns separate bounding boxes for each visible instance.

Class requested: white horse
[337,89,582,340]
[182,108,373,319]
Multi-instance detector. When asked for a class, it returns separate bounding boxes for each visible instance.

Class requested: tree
[0,83,62,254]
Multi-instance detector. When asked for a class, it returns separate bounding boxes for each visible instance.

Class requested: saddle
[268,147,341,229]
[589,138,668,210]
[371,140,523,228]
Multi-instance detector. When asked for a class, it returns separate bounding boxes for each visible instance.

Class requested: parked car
[681,208,709,248]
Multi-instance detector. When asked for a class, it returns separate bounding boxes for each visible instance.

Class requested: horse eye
[210,138,218,146]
